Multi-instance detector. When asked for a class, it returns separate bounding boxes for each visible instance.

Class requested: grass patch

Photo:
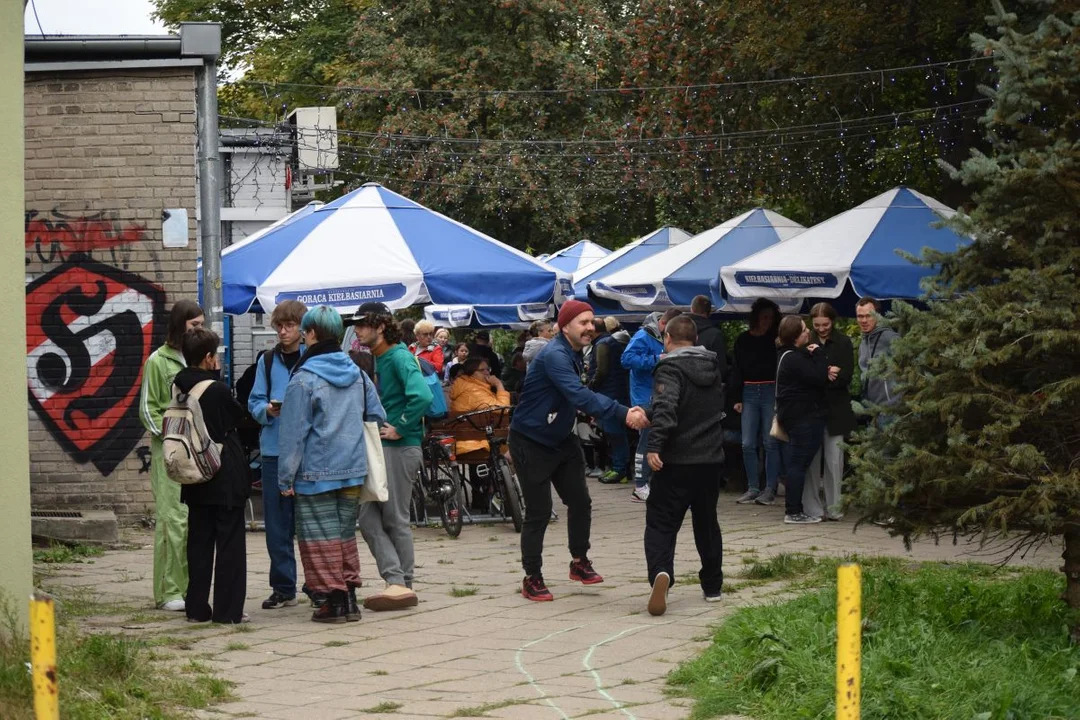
[362,701,403,713]
[324,640,349,648]
[371,669,389,676]
[449,698,532,716]
[0,604,233,719]
[740,552,818,581]
[437,559,454,565]
[449,586,479,598]
[224,642,249,652]
[33,542,104,564]
[670,560,1080,720]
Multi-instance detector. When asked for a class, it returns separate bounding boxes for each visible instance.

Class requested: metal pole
[196,55,223,339]
[836,563,862,720]
[30,592,59,720]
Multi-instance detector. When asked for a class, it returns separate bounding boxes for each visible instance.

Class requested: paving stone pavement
[43,482,1059,720]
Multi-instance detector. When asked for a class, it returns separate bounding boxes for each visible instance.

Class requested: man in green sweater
[353,302,433,611]
[138,299,204,611]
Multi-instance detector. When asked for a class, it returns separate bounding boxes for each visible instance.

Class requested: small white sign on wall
[162,209,189,248]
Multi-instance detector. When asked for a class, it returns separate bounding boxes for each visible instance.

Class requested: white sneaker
[630,485,650,503]
[160,599,185,612]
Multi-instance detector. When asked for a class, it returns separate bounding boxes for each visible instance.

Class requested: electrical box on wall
[286,107,339,173]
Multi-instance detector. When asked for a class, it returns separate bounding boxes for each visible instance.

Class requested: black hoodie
[173,367,251,508]
[646,346,726,466]
[688,314,727,376]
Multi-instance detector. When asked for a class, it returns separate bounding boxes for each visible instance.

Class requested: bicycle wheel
[431,457,465,538]
[495,456,524,533]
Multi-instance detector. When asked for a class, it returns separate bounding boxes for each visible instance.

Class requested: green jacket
[374,342,433,447]
[139,344,186,437]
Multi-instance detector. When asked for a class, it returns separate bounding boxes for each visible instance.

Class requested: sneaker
[586,467,603,478]
[261,592,298,610]
[825,513,844,522]
[630,485,650,503]
[648,572,670,616]
[160,599,185,612]
[784,512,822,524]
[704,591,723,603]
[522,575,553,602]
[598,470,627,484]
[755,487,777,505]
[312,591,348,624]
[735,489,761,504]
[363,584,418,612]
[569,558,604,585]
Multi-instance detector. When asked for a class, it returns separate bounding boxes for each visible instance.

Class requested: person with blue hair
[278,305,386,623]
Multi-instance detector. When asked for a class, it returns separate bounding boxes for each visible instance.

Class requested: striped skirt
[295,486,362,593]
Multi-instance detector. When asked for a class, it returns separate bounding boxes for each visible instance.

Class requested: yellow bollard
[836,563,861,720]
[30,592,59,720]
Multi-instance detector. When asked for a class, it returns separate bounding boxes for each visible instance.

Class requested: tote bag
[358,371,389,503]
[769,351,793,442]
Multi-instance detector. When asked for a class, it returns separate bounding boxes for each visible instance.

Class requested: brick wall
[24,69,198,520]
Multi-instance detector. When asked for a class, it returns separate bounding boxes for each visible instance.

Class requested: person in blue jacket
[247,300,307,611]
[622,308,683,503]
[510,301,649,602]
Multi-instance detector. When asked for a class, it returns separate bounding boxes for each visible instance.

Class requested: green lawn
[669,559,1079,720]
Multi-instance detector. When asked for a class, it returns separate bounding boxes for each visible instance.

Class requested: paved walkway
[44,482,1059,720]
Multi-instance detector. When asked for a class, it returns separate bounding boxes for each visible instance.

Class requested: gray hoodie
[523,337,549,366]
[646,346,725,466]
[858,325,900,406]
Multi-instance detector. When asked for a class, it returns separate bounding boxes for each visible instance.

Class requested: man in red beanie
[509,300,649,601]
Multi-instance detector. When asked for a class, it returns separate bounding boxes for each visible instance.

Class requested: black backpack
[233,350,276,454]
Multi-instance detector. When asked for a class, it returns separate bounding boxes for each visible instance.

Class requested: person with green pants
[139,299,204,611]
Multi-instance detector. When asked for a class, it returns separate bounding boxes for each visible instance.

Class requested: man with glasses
[248,300,308,610]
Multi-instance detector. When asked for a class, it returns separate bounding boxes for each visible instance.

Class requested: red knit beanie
[556,300,593,329]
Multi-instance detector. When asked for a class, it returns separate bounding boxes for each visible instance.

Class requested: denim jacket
[277,351,386,494]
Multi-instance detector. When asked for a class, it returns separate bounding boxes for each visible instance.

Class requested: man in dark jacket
[642,315,725,616]
[592,317,632,484]
[689,295,727,376]
[510,300,649,602]
[175,328,250,624]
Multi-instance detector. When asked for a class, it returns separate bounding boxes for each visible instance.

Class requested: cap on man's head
[557,300,593,329]
[354,301,392,325]
[475,330,490,341]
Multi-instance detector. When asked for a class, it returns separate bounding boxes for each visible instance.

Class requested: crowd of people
[137,291,900,622]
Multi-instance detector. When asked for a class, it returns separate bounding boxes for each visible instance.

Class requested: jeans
[740,384,782,492]
[509,431,592,577]
[600,416,630,475]
[357,445,420,588]
[780,418,826,516]
[259,456,297,597]
[644,463,724,596]
[633,402,653,489]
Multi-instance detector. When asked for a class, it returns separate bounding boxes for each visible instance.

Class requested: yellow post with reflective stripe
[836,564,861,720]
[30,592,59,720]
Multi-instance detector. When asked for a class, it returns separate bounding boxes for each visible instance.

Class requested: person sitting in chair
[450,356,511,459]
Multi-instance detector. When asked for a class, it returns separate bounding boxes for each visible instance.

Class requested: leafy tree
[848,0,1080,643]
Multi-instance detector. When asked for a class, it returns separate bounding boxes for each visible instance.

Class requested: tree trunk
[1064,522,1080,645]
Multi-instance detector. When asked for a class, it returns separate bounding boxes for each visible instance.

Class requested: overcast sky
[25,0,168,35]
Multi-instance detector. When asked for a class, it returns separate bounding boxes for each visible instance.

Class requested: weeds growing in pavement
[33,542,104,565]
[669,560,1080,720]
[740,552,819,581]
[450,586,479,597]
[449,698,532,716]
[362,701,403,713]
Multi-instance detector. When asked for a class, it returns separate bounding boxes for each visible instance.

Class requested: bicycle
[440,407,525,533]
[412,430,466,538]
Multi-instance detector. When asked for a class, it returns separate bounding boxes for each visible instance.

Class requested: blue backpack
[415,356,448,421]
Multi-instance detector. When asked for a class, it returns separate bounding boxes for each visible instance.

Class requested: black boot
[311,590,348,624]
[346,585,361,622]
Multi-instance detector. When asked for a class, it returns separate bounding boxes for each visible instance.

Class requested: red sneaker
[522,575,554,602]
[569,558,604,585]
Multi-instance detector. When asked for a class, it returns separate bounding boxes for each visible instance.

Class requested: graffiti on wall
[26,210,167,475]
[26,209,149,269]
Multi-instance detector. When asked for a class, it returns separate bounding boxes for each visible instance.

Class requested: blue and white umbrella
[720,187,964,301]
[219,183,563,316]
[541,240,611,275]
[591,209,805,310]
[423,302,553,329]
[565,227,691,319]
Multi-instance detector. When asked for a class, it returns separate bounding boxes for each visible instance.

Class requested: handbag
[357,371,390,503]
[769,351,793,442]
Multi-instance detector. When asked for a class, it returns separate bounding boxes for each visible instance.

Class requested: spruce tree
[848,0,1080,643]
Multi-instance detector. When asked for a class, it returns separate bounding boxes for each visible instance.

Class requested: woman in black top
[774,315,839,524]
[804,303,856,520]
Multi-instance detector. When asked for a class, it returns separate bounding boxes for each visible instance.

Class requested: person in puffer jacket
[641,315,726,616]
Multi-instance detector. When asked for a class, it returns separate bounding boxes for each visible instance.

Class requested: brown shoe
[648,572,670,616]
[362,584,418,612]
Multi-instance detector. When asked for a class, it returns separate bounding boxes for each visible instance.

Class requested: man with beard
[509,301,649,601]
